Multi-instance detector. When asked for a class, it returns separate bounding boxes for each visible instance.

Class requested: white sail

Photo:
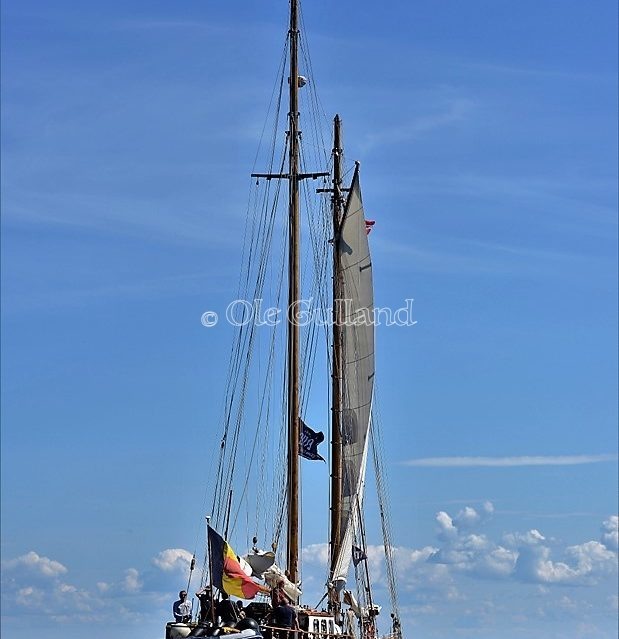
[332,166,375,589]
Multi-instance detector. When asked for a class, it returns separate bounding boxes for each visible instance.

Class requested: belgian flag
[208,526,269,599]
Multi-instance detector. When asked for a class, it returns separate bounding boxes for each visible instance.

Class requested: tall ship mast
[164,2,403,639]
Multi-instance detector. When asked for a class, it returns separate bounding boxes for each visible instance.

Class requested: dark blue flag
[352,545,367,567]
[299,420,325,461]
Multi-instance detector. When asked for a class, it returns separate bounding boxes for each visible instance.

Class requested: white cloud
[393,546,458,599]
[403,454,617,467]
[436,511,458,541]
[429,527,516,580]
[514,544,579,583]
[428,548,471,567]
[474,547,518,578]
[503,529,547,547]
[1,550,100,620]
[396,545,439,568]
[511,534,617,586]
[426,506,617,588]
[601,516,618,551]
[451,503,494,530]
[58,583,77,594]
[2,545,204,626]
[453,506,480,529]
[54,582,97,614]
[302,543,329,567]
[152,548,193,574]
[122,568,142,593]
[16,585,43,607]
[411,504,518,583]
[3,513,615,634]
[300,541,459,603]
[566,541,617,577]
[461,534,490,551]
[3,551,68,578]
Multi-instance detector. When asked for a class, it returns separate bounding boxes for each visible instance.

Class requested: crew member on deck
[173,590,192,623]
[272,595,298,639]
[196,586,213,624]
[216,591,239,625]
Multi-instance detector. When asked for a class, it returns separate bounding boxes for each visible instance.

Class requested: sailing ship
[165,2,403,638]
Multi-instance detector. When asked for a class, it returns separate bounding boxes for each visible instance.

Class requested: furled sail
[332,166,375,590]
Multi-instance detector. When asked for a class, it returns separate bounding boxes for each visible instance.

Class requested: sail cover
[332,166,375,589]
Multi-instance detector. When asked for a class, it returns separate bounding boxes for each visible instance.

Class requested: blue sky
[1,1,617,638]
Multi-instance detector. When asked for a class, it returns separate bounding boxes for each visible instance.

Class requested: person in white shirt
[173,590,192,623]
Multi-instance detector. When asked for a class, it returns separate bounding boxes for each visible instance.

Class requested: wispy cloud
[459,60,616,84]
[115,19,226,32]
[361,98,476,151]
[1,271,226,314]
[403,454,618,468]
[375,234,614,279]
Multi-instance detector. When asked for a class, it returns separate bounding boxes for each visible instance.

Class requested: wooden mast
[286,0,301,587]
[330,114,344,577]
[250,0,328,591]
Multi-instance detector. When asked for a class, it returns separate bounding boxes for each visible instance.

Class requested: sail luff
[332,165,375,589]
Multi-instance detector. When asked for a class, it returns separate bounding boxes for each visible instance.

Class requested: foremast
[326,118,376,631]
[330,114,344,612]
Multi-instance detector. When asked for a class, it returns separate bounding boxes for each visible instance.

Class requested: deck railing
[263,625,353,639]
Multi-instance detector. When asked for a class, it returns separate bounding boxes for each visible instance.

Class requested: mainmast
[283,0,330,587]
[286,0,301,587]
[250,0,327,591]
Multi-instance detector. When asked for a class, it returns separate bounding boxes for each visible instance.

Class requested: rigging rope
[371,388,402,623]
